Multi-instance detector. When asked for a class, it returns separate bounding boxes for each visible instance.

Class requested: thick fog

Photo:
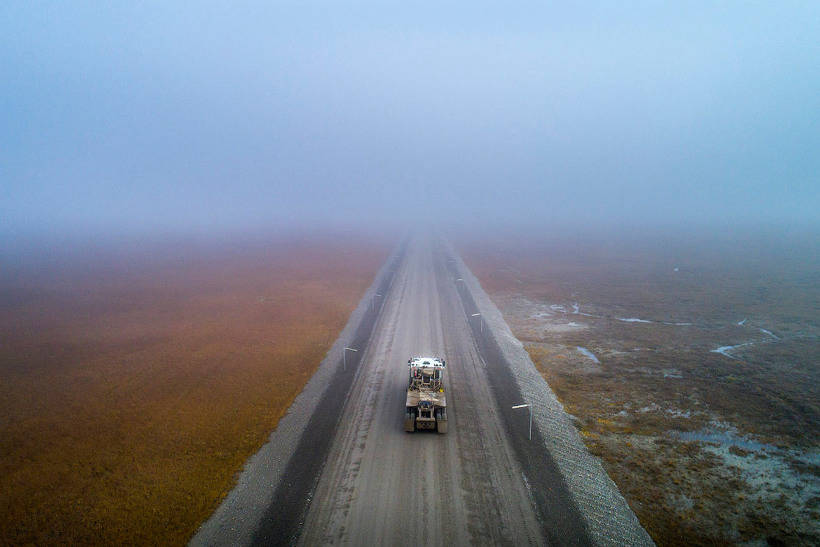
[2,2,818,238]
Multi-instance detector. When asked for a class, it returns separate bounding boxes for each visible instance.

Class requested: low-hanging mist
[2,2,818,238]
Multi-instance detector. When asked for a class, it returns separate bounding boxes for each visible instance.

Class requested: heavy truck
[404,356,447,433]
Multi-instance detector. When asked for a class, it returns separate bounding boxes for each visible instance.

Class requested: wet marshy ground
[461,227,819,545]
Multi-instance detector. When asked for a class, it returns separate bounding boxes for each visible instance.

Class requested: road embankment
[445,242,653,547]
[190,241,406,547]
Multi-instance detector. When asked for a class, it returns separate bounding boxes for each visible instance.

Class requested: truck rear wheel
[404,409,416,432]
[436,409,448,434]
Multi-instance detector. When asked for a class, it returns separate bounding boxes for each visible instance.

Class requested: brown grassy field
[0,234,389,545]
[459,227,819,545]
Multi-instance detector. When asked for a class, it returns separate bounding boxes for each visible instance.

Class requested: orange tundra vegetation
[0,235,389,545]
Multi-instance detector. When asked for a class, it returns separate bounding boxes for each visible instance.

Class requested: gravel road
[196,234,647,546]
[296,236,554,545]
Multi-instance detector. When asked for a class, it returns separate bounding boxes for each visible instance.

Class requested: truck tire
[405,409,415,432]
[436,409,448,434]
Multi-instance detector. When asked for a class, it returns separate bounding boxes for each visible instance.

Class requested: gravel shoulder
[447,242,653,547]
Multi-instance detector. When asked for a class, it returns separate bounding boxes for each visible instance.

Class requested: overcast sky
[2,2,818,237]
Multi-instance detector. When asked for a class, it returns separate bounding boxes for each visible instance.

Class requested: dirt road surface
[198,234,600,546]
[292,237,549,545]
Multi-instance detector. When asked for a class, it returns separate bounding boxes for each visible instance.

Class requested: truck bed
[406,389,446,408]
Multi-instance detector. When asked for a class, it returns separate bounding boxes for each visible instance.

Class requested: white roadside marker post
[471,312,482,333]
[512,403,531,440]
[343,347,358,371]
